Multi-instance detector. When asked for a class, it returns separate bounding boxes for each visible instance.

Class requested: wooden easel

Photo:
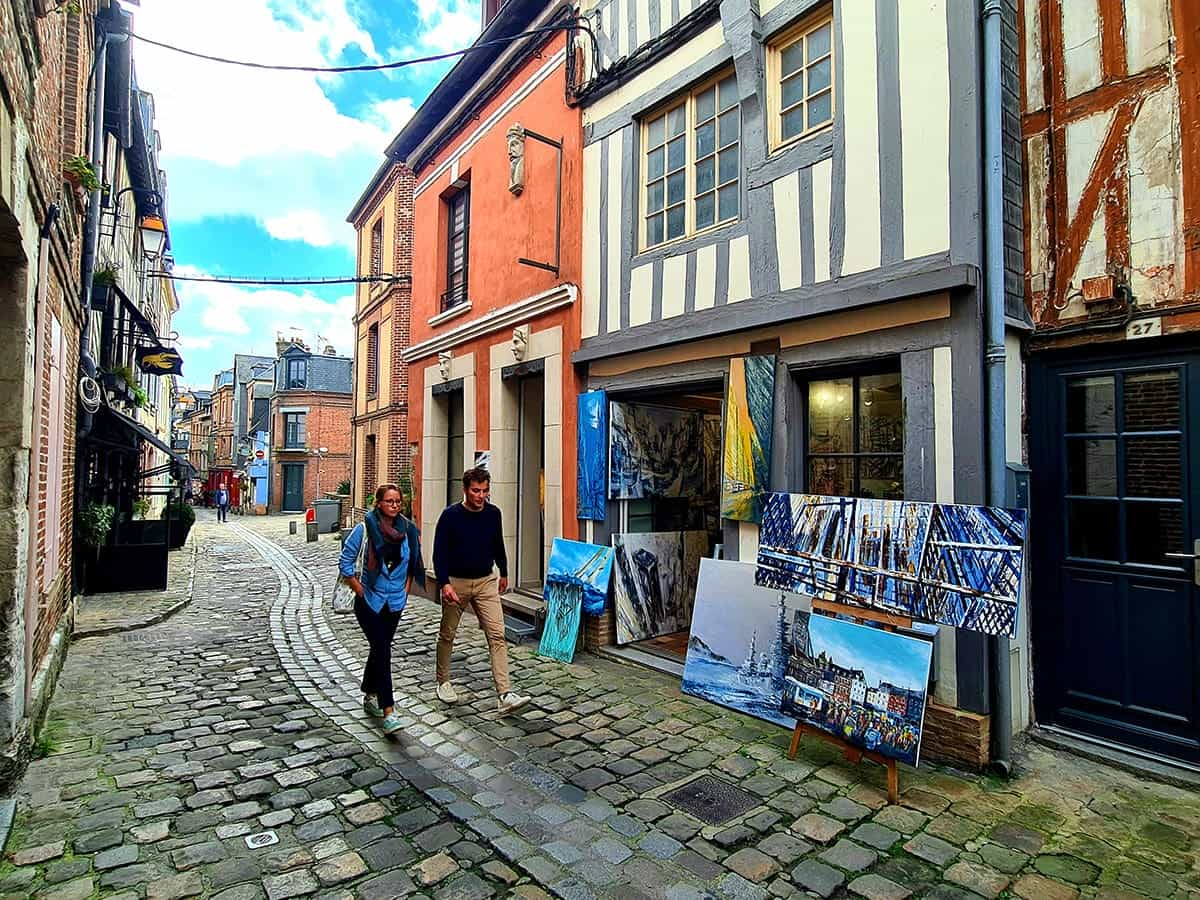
[786,597,913,805]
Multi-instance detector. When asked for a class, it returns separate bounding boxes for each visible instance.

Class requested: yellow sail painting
[721,355,775,522]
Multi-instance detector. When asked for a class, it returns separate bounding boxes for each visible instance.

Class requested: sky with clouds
[123,0,482,389]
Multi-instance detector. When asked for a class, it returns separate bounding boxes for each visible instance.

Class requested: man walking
[433,467,530,715]
[215,484,229,523]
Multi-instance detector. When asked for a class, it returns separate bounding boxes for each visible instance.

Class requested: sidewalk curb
[72,538,199,641]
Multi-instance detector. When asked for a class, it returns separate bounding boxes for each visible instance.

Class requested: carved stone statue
[437,351,452,381]
[507,123,526,196]
[512,325,530,362]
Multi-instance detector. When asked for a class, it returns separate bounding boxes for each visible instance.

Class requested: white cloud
[263,210,340,247]
[369,96,418,134]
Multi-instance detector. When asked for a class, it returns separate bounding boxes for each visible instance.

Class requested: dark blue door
[282,464,305,513]
[1031,349,1200,763]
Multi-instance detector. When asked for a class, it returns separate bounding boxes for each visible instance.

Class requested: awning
[102,405,195,480]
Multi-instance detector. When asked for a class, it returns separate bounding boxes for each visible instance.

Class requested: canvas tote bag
[331,524,367,614]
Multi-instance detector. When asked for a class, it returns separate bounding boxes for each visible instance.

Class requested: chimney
[324,345,336,356]
[276,338,291,357]
[483,0,504,29]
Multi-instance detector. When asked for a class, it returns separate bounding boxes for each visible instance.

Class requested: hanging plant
[132,498,151,520]
[94,261,120,286]
[131,384,149,409]
[63,155,101,192]
[79,502,116,548]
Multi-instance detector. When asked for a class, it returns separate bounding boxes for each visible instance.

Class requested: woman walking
[339,484,424,734]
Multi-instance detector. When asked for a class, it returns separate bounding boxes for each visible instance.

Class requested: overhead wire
[146,273,407,286]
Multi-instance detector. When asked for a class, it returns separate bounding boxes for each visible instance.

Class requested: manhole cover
[660,774,761,826]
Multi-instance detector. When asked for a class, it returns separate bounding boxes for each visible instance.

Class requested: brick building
[269,343,353,513]
[208,368,235,499]
[0,0,96,786]
[346,162,415,513]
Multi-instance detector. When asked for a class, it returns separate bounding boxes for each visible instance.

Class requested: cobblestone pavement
[73,541,197,639]
[6,513,1200,900]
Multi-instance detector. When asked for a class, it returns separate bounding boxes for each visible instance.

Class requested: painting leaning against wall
[577,391,607,520]
[721,355,775,523]
[538,538,616,663]
[612,531,707,644]
[608,401,704,500]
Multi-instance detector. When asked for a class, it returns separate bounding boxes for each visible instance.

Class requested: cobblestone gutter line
[234,522,725,900]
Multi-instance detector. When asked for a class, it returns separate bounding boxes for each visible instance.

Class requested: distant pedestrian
[432,467,530,715]
[339,484,425,735]
[215,486,230,522]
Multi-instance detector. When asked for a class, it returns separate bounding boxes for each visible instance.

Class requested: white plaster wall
[1025,133,1051,282]
[932,345,958,708]
[694,244,717,311]
[1061,0,1102,98]
[840,3,882,276]
[582,142,603,339]
[1125,0,1171,75]
[630,263,653,326]
[1023,0,1045,111]
[1004,333,1031,733]
[772,172,803,292]
[606,131,625,334]
[661,253,687,319]
[1065,109,1113,218]
[1128,84,1183,306]
[727,234,752,304]
[812,158,833,283]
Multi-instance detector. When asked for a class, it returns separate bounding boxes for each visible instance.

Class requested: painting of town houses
[612,531,707,643]
[783,612,933,767]
[608,402,704,500]
[682,559,810,728]
[756,493,1027,637]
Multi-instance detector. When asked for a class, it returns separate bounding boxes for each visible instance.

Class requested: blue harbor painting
[784,614,933,767]
[608,402,704,500]
[682,560,808,728]
[577,391,607,520]
[538,539,615,663]
[612,531,707,643]
[756,493,1027,638]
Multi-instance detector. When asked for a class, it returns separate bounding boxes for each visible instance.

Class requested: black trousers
[217,504,228,522]
[353,594,402,709]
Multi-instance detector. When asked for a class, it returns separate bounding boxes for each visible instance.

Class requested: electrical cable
[145,272,407,286]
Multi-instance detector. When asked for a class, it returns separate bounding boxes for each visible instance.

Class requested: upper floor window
[287,358,307,389]
[642,71,740,249]
[443,188,470,311]
[769,10,834,149]
[366,324,379,397]
[284,412,307,449]
[370,219,383,276]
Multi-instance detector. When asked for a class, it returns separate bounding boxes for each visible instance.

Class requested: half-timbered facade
[574,0,1026,767]
[1022,0,1200,765]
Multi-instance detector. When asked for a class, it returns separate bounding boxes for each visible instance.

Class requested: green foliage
[132,498,151,520]
[161,501,196,528]
[131,383,149,409]
[79,502,116,548]
[113,364,136,386]
[335,478,351,495]
[32,720,63,759]
[62,155,100,192]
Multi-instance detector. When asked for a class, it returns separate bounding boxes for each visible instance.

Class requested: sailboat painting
[538,539,615,663]
[682,559,810,729]
[721,356,775,523]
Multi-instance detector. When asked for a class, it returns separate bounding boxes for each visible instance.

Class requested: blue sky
[125,0,482,388]
[690,560,811,664]
[809,615,932,692]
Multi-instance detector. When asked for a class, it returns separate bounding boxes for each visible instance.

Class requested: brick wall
[270,391,353,511]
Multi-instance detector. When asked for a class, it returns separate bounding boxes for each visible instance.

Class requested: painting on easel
[783,612,933,767]
[756,492,1027,637]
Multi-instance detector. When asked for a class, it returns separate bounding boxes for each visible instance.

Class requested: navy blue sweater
[432,502,508,586]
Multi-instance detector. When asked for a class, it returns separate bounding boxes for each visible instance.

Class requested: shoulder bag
[331,524,367,614]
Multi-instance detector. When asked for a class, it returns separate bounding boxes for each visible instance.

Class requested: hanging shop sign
[136,344,184,376]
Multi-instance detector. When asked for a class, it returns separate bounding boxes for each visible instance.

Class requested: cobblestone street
[5,512,1200,900]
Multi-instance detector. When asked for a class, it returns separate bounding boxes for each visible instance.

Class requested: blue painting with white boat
[537,539,615,663]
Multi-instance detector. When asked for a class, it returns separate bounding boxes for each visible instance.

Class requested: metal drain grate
[660,774,761,826]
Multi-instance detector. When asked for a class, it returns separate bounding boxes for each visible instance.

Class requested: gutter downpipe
[981,0,1012,776]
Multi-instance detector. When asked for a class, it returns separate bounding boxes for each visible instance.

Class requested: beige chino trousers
[436,575,510,695]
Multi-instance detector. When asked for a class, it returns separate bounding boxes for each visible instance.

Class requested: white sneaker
[497,691,531,715]
[436,682,458,704]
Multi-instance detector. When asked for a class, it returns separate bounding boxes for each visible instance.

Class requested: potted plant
[79,502,116,549]
[132,498,151,520]
[131,383,149,409]
[62,155,101,193]
[161,500,195,549]
[91,260,119,309]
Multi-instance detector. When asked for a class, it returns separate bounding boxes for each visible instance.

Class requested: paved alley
[5,513,1200,900]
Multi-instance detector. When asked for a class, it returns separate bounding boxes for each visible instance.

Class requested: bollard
[305,522,318,542]
[289,521,297,535]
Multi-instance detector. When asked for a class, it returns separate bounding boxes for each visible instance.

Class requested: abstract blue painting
[611,531,707,643]
[576,391,607,520]
[756,492,1027,637]
[538,539,615,663]
[608,402,704,500]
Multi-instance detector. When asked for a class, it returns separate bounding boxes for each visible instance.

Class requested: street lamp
[139,214,167,258]
[309,446,329,496]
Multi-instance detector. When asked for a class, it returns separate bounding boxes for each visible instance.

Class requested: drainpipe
[981,0,1012,776]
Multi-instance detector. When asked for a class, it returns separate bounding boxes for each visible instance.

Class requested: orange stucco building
[381,1,583,612]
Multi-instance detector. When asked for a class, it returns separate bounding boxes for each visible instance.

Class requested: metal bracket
[516,129,564,277]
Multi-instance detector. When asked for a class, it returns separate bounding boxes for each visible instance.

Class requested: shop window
[641,70,741,249]
[805,370,902,499]
[768,7,834,150]
[284,412,307,449]
[287,357,307,389]
[443,187,470,311]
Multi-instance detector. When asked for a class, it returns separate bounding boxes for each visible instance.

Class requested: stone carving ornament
[507,123,526,196]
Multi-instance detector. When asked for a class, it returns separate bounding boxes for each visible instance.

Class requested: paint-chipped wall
[1022,0,1198,332]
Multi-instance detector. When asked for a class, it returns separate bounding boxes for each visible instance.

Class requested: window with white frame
[769,9,834,148]
[642,70,740,249]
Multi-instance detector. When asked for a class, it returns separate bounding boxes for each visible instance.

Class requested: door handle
[1164,552,1199,559]
[1166,539,1200,586]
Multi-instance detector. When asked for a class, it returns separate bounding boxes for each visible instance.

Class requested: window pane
[1124,370,1180,430]
[718,184,739,221]
[1066,376,1115,432]
[696,87,716,122]
[647,146,664,180]
[668,105,686,136]
[667,135,686,171]
[695,121,716,158]
[808,22,831,59]
[809,458,852,496]
[1127,502,1185,565]
[647,179,664,213]
[1066,438,1117,496]
[718,108,739,147]
[718,75,738,110]
[1125,436,1182,499]
[667,170,686,205]
[808,90,833,128]
[858,373,902,452]
[782,107,805,139]
[781,40,805,77]
[808,56,832,94]
[666,204,686,238]
[646,214,664,246]
[782,73,806,109]
[718,147,739,184]
[695,192,715,229]
[860,456,903,500]
[695,157,715,194]
[1067,499,1119,560]
[808,378,853,453]
[648,115,665,147]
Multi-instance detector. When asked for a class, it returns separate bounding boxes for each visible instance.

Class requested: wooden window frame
[766,7,836,152]
[444,187,471,311]
[286,357,307,389]
[369,218,383,276]
[639,68,741,252]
